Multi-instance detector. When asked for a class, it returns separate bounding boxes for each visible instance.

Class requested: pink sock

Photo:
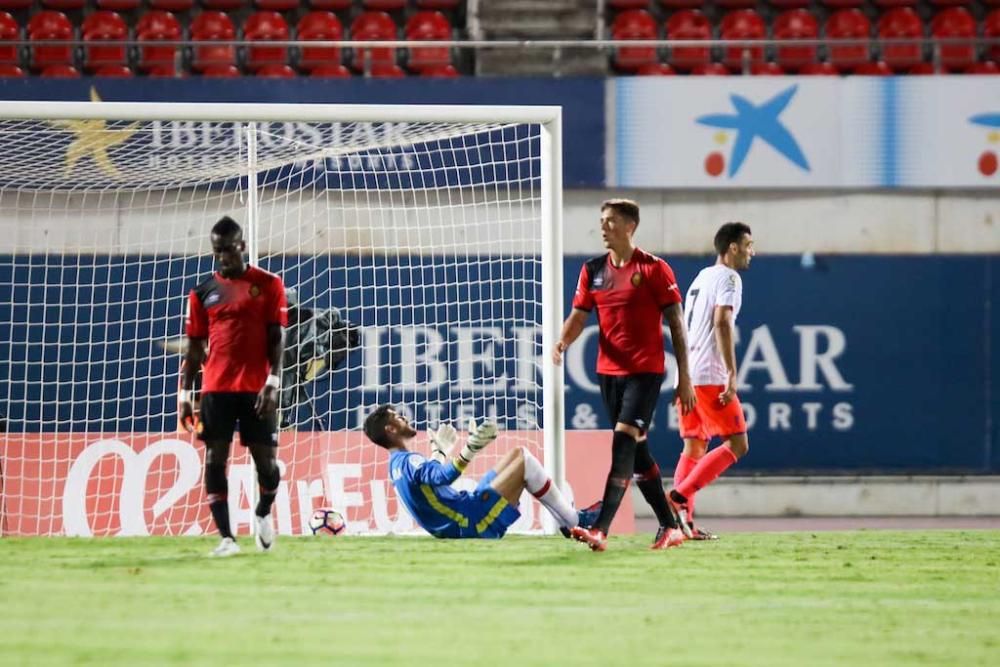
[676,446,738,500]
[673,453,700,517]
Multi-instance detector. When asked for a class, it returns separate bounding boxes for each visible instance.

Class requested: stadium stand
[0,1,994,77]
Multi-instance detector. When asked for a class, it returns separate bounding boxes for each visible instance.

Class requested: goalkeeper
[363,404,586,539]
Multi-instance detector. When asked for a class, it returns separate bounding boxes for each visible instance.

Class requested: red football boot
[569,526,607,552]
[650,526,686,550]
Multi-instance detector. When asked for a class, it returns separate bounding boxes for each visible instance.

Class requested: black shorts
[198,392,278,446]
[598,373,665,435]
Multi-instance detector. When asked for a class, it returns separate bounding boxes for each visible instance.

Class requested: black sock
[593,431,638,535]
[634,440,677,529]
[255,490,277,518]
[209,499,234,540]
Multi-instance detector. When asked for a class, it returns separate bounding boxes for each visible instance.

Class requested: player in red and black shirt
[179,216,288,558]
[552,199,696,552]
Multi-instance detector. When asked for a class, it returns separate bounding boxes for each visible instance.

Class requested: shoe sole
[570,528,607,552]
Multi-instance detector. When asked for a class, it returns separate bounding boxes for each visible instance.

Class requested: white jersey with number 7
[682,264,743,387]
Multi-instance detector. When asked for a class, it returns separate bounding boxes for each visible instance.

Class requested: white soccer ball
[308,508,346,536]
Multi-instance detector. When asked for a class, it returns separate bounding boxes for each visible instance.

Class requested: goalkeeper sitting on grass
[364,404,595,539]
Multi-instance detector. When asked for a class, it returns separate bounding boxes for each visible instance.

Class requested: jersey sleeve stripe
[419,484,469,528]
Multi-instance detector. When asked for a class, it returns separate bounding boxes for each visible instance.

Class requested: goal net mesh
[0,110,553,537]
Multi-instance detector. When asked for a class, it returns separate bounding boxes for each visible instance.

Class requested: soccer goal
[0,100,565,538]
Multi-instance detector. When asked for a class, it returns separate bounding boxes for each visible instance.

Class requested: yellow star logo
[49,88,139,179]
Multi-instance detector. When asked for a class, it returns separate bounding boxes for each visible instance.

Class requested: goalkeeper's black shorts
[198,392,278,446]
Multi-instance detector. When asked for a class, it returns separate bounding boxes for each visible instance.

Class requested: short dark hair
[714,222,752,256]
[211,216,242,239]
[601,199,640,227]
[363,404,395,447]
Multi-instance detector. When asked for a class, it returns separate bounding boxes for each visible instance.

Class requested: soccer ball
[308,508,346,536]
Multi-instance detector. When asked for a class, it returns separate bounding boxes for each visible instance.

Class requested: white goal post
[0,101,564,537]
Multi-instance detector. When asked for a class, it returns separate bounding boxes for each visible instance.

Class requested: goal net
[0,101,564,537]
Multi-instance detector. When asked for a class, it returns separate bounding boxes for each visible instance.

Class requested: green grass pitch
[2,530,998,666]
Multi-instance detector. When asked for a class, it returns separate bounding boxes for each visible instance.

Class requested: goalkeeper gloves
[458,419,498,464]
[430,422,458,460]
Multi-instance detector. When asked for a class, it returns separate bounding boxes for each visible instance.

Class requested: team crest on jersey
[249,285,261,298]
[631,271,642,287]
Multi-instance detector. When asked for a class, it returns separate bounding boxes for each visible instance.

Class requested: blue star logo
[970,113,1000,128]
[697,85,810,178]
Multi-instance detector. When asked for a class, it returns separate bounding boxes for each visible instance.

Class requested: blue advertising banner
[0,78,606,187]
[1,254,996,474]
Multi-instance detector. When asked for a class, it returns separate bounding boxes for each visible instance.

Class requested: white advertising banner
[609,77,1000,189]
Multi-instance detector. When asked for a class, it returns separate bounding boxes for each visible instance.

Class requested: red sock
[673,453,700,518]
[676,446,738,499]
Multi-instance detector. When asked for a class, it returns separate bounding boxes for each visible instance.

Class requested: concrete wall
[2,188,997,255]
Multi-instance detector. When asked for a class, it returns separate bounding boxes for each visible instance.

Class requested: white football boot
[209,537,241,558]
[254,514,275,552]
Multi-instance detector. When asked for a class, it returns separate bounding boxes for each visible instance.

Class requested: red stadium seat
[368,62,405,77]
[825,9,871,72]
[878,7,924,71]
[930,0,974,5]
[405,10,452,72]
[768,0,810,7]
[0,62,23,76]
[873,0,917,6]
[658,1,702,8]
[751,61,786,75]
[691,62,730,75]
[202,64,241,77]
[309,63,351,77]
[244,11,289,71]
[95,64,133,76]
[717,0,756,7]
[364,0,406,10]
[0,11,18,66]
[149,0,193,11]
[41,0,85,10]
[636,62,676,75]
[854,60,893,75]
[987,11,1000,62]
[820,0,863,6]
[201,0,246,10]
[257,63,295,77]
[41,63,79,77]
[419,63,458,77]
[137,10,181,74]
[720,9,766,70]
[773,9,818,69]
[28,11,73,71]
[298,11,344,72]
[191,11,235,72]
[965,61,1000,74]
[0,1,31,9]
[931,7,975,69]
[257,0,298,10]
[146,64,177,77]
[350,11,398,72]
[666,9,711,71]
[908,62,939,74]
[610,9,658,71]
[82,11,128,71]
[799,61,839,75]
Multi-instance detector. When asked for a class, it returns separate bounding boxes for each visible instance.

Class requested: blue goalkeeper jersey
[389,450,471,538]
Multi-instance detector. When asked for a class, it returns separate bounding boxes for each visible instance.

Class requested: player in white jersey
[667,222,754,540]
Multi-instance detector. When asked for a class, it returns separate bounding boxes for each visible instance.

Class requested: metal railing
[5,36,999,76]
